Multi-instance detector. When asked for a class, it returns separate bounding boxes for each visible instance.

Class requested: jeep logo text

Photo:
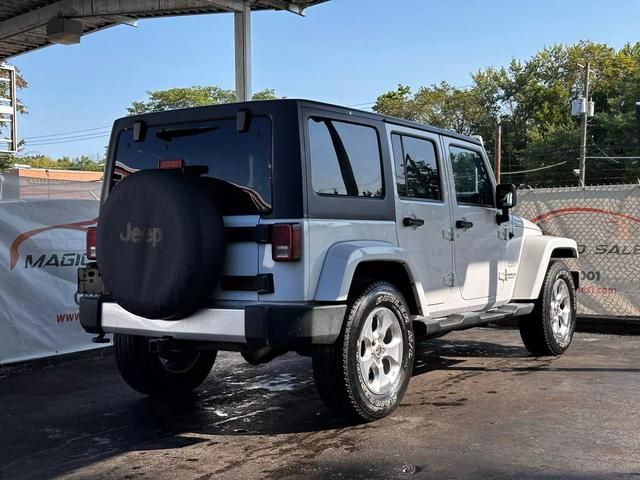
[120,222,163,247]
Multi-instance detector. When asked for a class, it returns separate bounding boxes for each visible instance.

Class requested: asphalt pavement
[1,327,639,480]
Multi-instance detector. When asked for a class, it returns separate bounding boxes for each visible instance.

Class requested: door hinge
[443,228,455,241]
[443,273,455,287]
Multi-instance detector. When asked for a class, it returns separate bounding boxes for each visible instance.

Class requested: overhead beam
[259,1,304,15]
[0,0,250,40]
[104,16,139,28]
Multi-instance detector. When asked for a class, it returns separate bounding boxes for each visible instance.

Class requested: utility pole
[495,122,502,183]
[579,62,590,188]
[636,102,640,145]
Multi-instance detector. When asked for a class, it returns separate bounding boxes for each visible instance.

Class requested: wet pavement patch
[0,328,639,479]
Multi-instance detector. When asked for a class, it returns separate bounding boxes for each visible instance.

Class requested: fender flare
[511,235,579,300]
[313,240,426,313]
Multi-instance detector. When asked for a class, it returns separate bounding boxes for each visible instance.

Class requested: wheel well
[551,247,577,258]
[549,249,580,289]
[349,261,420,315]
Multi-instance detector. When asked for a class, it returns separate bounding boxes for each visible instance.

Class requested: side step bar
[420,302,535,337]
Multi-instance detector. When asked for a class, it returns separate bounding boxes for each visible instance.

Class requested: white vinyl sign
[516,184,640,318]
[0,199,100,364]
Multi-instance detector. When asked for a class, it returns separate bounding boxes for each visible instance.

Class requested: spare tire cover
[97,170,225,319]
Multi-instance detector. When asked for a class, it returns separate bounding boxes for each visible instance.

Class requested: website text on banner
[0,193,100,364]
[515,184,640,319]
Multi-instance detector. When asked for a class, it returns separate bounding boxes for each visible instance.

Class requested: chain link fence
[515,184,640,318]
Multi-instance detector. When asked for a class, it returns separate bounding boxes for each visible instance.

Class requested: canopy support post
[234,2,251,102]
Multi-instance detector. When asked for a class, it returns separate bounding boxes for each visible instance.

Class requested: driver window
[449,145,494,207]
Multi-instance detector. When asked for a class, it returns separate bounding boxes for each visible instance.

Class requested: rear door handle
[403,217,425,228]
[455,220,474,229]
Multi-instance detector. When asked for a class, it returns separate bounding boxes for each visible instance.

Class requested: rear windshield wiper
[155,126,219,141]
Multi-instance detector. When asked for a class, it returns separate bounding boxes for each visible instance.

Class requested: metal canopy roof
[0,0,327,60]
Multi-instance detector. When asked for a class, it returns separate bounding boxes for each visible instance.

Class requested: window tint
[308,118,383,198]
[391,134,405,196]
[392,133,442,201]
[113,117,272,213]
[449,145,494,206]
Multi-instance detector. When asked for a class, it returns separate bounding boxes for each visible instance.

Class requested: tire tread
[519,261,576,356]
[114,334,216,396]
[312,281,411,422]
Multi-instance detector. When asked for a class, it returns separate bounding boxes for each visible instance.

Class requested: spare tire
[96,169,225,319]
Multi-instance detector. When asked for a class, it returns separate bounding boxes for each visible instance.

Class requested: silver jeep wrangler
[79,99,579,422]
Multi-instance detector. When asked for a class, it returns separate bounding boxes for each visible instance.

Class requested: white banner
[0,199,100,364]
[515,185,640,318]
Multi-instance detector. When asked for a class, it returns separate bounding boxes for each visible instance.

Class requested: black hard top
[117,98,482,146]
[294,99,482,145]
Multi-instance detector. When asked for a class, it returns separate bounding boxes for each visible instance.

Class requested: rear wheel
[312,281,415,422]
[114,334,216,396]
[519,261,577,356]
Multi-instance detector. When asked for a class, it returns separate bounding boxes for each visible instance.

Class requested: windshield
[112,116,272,213]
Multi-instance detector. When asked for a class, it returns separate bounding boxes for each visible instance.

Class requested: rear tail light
[86,227,97,260]
[271,223,301,262]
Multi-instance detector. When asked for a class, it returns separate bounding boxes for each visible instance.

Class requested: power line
[346,83,476,110]
[26,133,109,146]
[26,135,109,146]
[22,125,111,140]
[503,161,568,175]
[26,130,111,144]
[518,150,579,158]
[348,101,376,108]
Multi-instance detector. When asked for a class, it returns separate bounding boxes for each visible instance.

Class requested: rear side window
[449,145,494,207]
[391,133,442,201]
[308,118,383,198]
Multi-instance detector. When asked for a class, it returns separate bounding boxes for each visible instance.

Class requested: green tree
[374,83,495,138]
[374,41,640,186]
[5,154,104,171]
[0,66,28,170]
[0,155,12,170]
[127,86,278,114]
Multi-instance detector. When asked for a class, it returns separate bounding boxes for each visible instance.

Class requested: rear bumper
[79,297,346,348]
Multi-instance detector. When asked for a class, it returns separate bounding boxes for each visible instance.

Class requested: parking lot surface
[1,327,639,480]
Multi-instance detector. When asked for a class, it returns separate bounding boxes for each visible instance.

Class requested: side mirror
[496,183,517,225]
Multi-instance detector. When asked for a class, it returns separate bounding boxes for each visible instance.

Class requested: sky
[10,0,640,159]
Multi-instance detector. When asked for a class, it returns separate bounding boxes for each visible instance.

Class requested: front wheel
[312,281,415,422]
[519,261,577,356]
[114,334,217,396]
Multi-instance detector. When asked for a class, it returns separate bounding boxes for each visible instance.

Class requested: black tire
[114,334,216,396]
[312,281,415,422]
[519,261,577,356]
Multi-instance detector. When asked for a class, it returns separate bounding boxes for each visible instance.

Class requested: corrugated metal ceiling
[0,0,326,59]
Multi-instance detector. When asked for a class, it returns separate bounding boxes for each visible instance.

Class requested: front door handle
[455,219,474,229]
[403,217,425,228]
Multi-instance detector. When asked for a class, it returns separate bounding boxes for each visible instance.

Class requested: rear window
[112,116,272,213]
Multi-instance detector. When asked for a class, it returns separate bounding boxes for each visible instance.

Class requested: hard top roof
[119,98,482,146]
